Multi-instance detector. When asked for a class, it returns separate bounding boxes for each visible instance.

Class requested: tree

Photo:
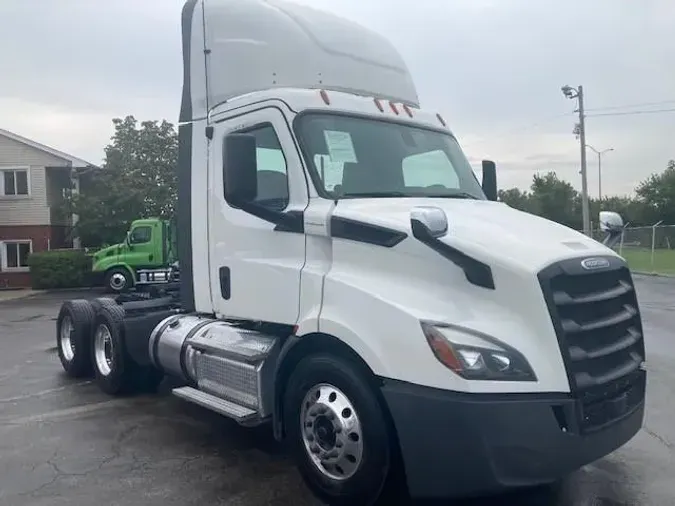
[497,161,675,229]
[497,188,536,214]
[634,160,675,225]
[589,196,651,228]
[500,172,582,228]
[529,172,581,229]
[65,116,178,247]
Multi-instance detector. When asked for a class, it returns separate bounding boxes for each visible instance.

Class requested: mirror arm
[234,200,302,232]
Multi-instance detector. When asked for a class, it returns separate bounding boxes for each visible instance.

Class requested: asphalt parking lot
[0,278,674,506]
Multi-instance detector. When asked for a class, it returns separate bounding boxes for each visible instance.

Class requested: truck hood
[93,243,122,260]
[331,198,617,273]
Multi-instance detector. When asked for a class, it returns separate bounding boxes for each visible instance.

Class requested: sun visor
[183,0,420,121]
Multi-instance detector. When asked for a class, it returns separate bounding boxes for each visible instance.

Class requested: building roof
[0,127,97,168]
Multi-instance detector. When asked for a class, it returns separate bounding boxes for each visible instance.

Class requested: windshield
[295,113,486,200]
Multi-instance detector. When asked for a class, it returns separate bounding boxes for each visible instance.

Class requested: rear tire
[283,354,392,506]
[104,267,132,294]
[56,300,96,378]
[90,296,118,311]
[91,305,163,395]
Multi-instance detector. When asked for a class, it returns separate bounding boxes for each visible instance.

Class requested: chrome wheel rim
[94,324,114,376]
[300,383,364,481]
[110,273,126,291]
[59,316,75,362]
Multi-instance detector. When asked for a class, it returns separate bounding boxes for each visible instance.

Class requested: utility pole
[562,85,590,236]
[586,145,614,200]
[577,86,590,236]
[597,149,601,200]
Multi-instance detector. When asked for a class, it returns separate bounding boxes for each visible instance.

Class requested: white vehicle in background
[600,210,627,249]
[55,1,646,504]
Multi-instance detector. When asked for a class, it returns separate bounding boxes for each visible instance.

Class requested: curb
[632,271,675,278]
[0,290,45,303]
[0,287,104,304]
[43,286,105,293]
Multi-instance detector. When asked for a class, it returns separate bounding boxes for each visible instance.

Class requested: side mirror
[223,133,258,205]
[410,206,448,238]
[481,160,497,201]
[599,211,624,232]
[126,232,134,249]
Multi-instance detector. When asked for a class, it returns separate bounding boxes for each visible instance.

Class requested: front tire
[284,354,392,506]
[104,267,132,293]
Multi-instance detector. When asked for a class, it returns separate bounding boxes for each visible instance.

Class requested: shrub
[28,250,93,289]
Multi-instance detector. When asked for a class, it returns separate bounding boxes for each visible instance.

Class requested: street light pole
[586,145,614,200]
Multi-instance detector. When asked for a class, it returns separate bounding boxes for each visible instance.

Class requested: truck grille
[538,256,646,432]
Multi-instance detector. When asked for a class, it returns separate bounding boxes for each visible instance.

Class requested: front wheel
[284,354,393,506]
[104,267,132,293]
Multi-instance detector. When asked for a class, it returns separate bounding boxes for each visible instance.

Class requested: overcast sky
[1,0,674,195]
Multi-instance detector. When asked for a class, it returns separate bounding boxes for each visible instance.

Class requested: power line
[585,99,675,112]
[461,111,575,148]
[587,108,675,118]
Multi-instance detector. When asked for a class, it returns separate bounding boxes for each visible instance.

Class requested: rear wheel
[56,300,96,377]
[90,296,118,312]
[284,354,392,506]
[92,305,163,395]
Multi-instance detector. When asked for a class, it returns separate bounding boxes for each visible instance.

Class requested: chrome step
[172,386,257,422]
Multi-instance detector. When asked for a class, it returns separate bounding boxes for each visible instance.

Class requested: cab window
[129,226,152,244]
[239,124,289,211]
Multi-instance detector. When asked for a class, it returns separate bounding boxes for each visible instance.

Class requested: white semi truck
[55,0,647,504]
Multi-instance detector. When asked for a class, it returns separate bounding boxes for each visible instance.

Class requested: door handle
[149,254,154,262]
[219,266,231,300]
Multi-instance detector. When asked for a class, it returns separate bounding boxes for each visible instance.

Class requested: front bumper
[381,370,645,500]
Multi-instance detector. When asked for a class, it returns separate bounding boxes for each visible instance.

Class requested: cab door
[126,223,156,268]
[208,106,308,324]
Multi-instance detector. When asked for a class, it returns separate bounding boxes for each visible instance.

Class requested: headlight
[421,321,536,381]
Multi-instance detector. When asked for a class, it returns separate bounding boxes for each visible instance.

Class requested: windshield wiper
[338,191,411,198]
[425,192,479,200]
[337,191,481,200]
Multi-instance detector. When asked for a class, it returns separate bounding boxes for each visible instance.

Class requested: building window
[1,241,32,271]
[1,167,30,196]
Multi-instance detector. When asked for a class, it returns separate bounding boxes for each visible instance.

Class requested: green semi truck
[91,218,178,293]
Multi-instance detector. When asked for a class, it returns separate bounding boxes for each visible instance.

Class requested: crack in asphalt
[644,427,674,450]
[8,314,47,323]
[16,421,149,497]
[0,382,91,404]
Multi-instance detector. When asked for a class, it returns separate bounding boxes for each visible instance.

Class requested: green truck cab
[91,218,177,293]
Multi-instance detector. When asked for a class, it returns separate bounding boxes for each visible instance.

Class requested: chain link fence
[580,224,675,275]
[615,225,675,275]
